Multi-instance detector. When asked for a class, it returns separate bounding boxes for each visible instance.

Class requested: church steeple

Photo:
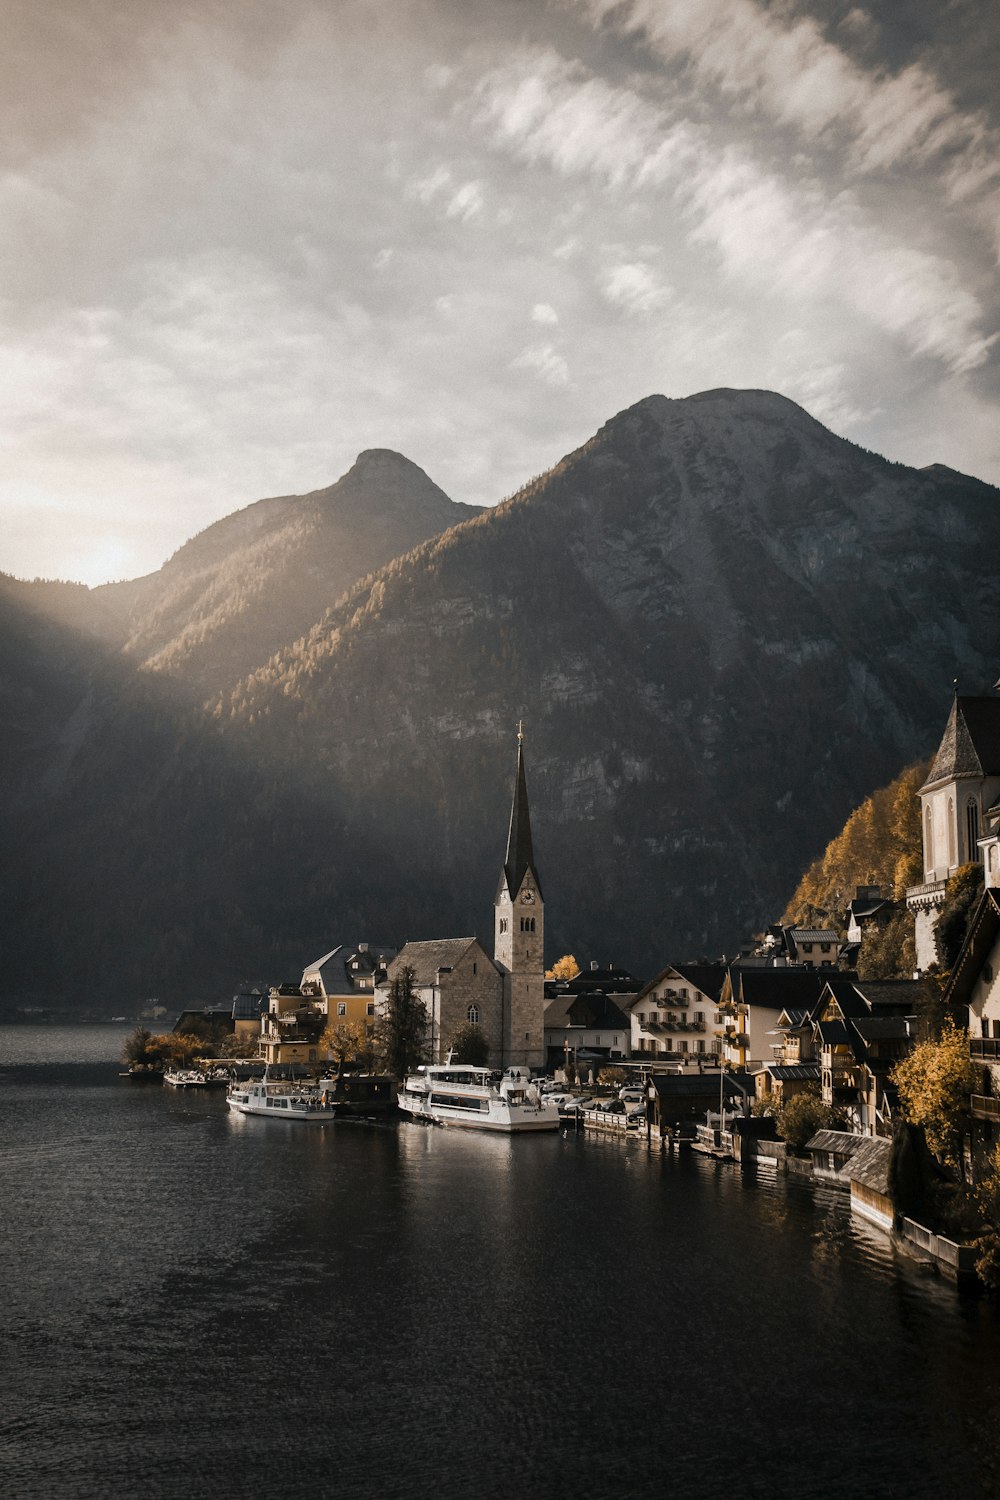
[494,721,545,1069]
[503,721,542,901]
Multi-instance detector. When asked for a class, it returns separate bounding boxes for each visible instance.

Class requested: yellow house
[300,943,397,1034]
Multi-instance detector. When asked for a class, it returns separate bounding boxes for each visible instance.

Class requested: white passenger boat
[163,1068,208,1088]
[226,1074,336,1121]
[397,1063,561,1132]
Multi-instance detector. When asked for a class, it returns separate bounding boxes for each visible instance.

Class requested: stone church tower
[494,726,545,1070]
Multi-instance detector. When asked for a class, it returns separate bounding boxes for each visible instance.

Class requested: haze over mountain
[4,388,1000,1012]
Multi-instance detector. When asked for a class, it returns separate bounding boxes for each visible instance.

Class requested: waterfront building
[627,963,726,1065]
[300,942,396,1033]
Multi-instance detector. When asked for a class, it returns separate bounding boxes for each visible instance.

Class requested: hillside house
[628,964,726,1066]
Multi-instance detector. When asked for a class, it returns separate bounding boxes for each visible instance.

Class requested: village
[134,694,1000,1290]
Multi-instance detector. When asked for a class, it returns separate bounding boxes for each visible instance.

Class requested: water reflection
[2,1028,1000,1500]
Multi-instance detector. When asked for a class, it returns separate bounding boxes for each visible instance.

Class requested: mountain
[88,449,482,694]
[5,388,1000,1011]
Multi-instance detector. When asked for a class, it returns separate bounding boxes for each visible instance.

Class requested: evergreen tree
[378,965,428,1080]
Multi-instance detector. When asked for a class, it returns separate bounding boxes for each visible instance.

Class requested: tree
[891,1021,977,1172]
[447,1022,490,1067]
[377,964,428,1081]
[546,954,579,980]
[934,863,984,974]
[777,1086,843,1151]
[783,761,928,927]
[320,1019,369,1073]
[857,909,916,981]
[597,1066,627,1087]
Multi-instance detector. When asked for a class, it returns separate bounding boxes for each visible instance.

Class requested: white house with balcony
[627,964,726,1066]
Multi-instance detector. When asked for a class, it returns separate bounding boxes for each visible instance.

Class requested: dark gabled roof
[232,992,268,1020]
[945,888,1000,1007]
[389,938,493,987]
[855,978,933,1013]
[848,1137,892,1194]
[502,738,542,901]
[543,993,632,1031]
[789,928,840,943]
[853,1016,911,1042]
[304,942,398,994]
[649,1073,747,1100]
[768,1063,821,1082]
[669,965,728,1002]
[806,1129,865,1156]
[777,1007,811,1028]
[632,962,726,1006]
[736,968,840,1009]
[550,965,644,998]
[923,695,1000,790]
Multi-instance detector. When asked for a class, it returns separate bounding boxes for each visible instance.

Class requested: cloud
[476,48,700,190]
[601,261,670,316]
[511,341,569,386]
[577,0,1000,184]
[531,302,559,324]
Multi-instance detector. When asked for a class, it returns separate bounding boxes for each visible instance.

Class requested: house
[647,1072,752,1139]
[804,1128,866,1184]
[627,963,727,1066]
[300,942,396,1033]
[846,885,897,945]
[719,966,836,1071]
[543,964,640,1075]
[812,977,927,1136]
[377,728,547,1069]
[784,927,842,968]
[259,983,328,1068]
[907,692,1000,969]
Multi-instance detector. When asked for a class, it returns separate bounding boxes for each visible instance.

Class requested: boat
[163,1068,208,1088]
[226,1072,336,1121]
[397,1063,561,1132]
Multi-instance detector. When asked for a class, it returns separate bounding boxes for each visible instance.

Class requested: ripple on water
[2,1029,1000,1500]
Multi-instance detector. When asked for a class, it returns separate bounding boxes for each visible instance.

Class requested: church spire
[503,723,542,900]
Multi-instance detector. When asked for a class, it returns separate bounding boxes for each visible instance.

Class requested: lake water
[2,1026,999,1500]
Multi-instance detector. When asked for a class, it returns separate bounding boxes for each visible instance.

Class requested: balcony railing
[971,1094,1000,1121]
[971,1038,1000,1061]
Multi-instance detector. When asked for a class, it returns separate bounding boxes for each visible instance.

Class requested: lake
[1,1026,999,1499]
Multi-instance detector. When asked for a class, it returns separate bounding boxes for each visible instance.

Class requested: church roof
[923,694,1000,790]
[388,938,495,987]
[503,737,542,900]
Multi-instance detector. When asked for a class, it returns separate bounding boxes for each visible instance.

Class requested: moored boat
[397,1063,561,1132]
[163,1068,208,1088]
[226,1072,336,1121]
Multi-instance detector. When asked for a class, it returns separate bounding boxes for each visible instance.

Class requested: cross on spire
[517,718,524,744]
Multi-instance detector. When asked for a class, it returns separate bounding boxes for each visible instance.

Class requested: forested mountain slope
[5,389,1000,1010]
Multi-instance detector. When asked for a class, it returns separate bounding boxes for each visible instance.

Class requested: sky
[2,0,999,585]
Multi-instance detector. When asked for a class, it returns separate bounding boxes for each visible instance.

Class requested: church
[907,690,1000,970]
[376,727,546,1070]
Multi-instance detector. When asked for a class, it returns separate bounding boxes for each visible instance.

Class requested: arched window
[467,1004,480,1025]
[967,798,980,861]
[925,805,934,873]
[948,798,956,866]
